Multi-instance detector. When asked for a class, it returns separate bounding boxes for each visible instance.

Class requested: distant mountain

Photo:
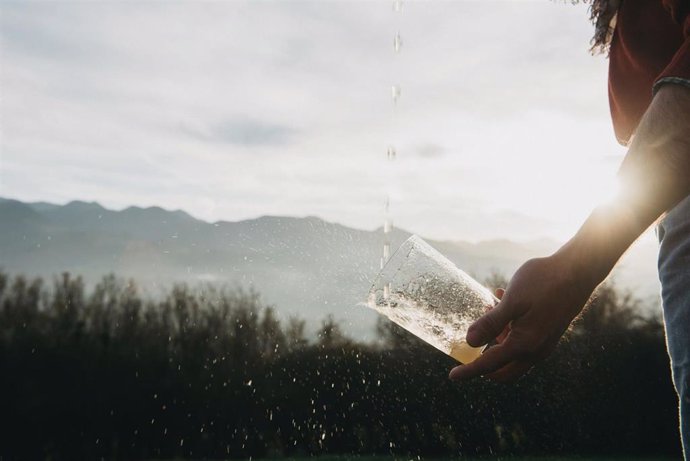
[0,197,661,339]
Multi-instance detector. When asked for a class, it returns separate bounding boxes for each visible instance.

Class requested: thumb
[466,302,511,347]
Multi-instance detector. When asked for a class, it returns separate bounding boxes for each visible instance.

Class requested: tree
[316,315,348,349]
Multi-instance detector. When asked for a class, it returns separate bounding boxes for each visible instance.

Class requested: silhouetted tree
[285,317,308,351]
[316,315,349,349]
[0,271,681,460]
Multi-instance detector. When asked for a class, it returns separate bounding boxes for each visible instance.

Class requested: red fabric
[608,0,690,144]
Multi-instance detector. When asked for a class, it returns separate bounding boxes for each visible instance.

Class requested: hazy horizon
[3,193,574,246]
[0,193,663,341]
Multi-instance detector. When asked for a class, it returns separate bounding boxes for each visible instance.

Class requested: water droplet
[393,32,402,53]
[391,85,401,104]
[392,0,403,12]
[387,146,396,160]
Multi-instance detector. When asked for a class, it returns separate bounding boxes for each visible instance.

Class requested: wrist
[551,242,605,296]
[553,202,644,291]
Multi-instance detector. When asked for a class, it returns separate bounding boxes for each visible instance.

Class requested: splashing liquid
[370,293,485,364]
[386,146,396,161]
[369,1,492,364]
[381,197,392,270]
[390,85,401,105]
[393,33,402,53]
[368,236,497,364]
[381,0,402,270]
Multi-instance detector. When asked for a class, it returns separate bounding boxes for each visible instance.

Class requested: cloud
[181,118,297,147]
[0,1,626,242]
[416,143,445,158]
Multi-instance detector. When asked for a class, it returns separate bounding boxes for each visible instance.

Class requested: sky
[0,0,630,242]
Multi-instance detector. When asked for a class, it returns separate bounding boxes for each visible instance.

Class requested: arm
[449,83,690,382]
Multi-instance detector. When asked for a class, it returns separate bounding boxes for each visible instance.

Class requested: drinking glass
[367,235,498,363]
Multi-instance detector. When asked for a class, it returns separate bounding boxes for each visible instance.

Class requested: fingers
[448,342,515,381]
[493,288,510,343]
[466,302,512,347]
[496,323,511,344]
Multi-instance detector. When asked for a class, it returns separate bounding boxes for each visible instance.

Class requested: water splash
[391,85,401,104]
[386,146,396,161]
[368,236,497,363]
[380,0,401,277]
[381,193,392,265]
[381,3,402,270]
[368,293,484,363]
[393,32,402,53]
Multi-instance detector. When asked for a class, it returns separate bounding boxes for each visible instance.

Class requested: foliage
[0,272,681,460]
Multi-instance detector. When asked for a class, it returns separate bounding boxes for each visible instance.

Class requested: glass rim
[370,234,426,293]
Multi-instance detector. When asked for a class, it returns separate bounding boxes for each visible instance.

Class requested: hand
[489,288,509,344]
[449,254,596,383]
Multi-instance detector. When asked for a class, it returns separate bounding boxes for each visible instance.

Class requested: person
[448,0,690,456]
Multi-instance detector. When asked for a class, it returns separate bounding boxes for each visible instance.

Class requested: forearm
[556,84,690,288]
[452,86,690,383]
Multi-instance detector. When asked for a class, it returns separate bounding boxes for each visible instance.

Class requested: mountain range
[0,197,661,339]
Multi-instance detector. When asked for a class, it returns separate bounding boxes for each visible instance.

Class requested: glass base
[448,340,484,364]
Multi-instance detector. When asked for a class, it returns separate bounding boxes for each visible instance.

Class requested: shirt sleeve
[654,15,690,92]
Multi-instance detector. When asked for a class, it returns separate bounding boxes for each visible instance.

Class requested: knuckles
[468,315,501,345]
[478,314,503,337]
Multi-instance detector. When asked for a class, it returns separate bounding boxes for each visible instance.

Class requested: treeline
[0,271,682,460]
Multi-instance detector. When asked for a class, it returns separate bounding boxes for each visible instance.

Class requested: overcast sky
[0,0,629,242]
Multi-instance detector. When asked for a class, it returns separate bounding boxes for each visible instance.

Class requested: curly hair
[584,0,690,53]
[584,0,621,55]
